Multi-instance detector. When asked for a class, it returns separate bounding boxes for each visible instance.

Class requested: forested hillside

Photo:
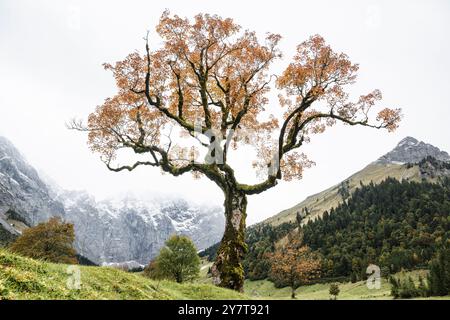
[303,177,450,279]
[203,176,450,285]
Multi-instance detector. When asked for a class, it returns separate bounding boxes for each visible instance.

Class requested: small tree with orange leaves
[268,241,321,299]
[70,11,401,291]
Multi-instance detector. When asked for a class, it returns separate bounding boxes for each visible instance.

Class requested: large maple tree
[72,11,401,291]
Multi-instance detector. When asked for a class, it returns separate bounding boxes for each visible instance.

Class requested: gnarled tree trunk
[211,187,248,292]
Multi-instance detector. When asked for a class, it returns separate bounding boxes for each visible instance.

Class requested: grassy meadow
[1,250,449,300]
[0,249,246,300]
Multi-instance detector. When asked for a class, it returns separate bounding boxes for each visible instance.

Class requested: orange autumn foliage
[75,11,401,186]
[268,241,321,297]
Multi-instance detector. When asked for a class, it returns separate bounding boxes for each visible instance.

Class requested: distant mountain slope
[0,136,224,265]
[56,190,224,264]
[0,137,66,227]
[264,137,449,227]
[265,163,420,227]
[1,136,65,246]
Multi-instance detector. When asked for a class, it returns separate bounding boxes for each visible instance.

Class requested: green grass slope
[0,249,247,300]
[244,270,450,300]
[199,261,392,299]
[245,278,392,300]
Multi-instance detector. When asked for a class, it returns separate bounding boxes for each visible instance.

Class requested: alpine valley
[0,136,224,266]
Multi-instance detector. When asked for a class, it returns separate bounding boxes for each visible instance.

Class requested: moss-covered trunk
[211,188,248,292]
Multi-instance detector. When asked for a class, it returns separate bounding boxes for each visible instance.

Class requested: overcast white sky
[1,0,449,224]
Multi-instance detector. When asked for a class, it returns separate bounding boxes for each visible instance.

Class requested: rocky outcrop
[417,156,450,180]
[0,137,65,226]
[376,136,450,164]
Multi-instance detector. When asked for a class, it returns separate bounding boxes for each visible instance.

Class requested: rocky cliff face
[376,136,450,164]
[0,137,65,226]
[56,190,224,264]
[0,136,224,265]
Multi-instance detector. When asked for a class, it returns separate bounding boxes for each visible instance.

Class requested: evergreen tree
[417,275,428,297]
[329,283,340,300]
[427,246,450,296]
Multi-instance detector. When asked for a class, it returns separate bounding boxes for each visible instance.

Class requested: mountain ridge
[0,135,224,265]
[376,136,450,164]
[263,136,450,227]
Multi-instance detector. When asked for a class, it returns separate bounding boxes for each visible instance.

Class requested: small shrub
[390,274,427,299]
[329,283,340,300]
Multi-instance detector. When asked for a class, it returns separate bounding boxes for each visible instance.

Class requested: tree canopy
[73,11,400,192]
[153,235,201,283]
[268,239,321,298]
[9,217,78,264]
